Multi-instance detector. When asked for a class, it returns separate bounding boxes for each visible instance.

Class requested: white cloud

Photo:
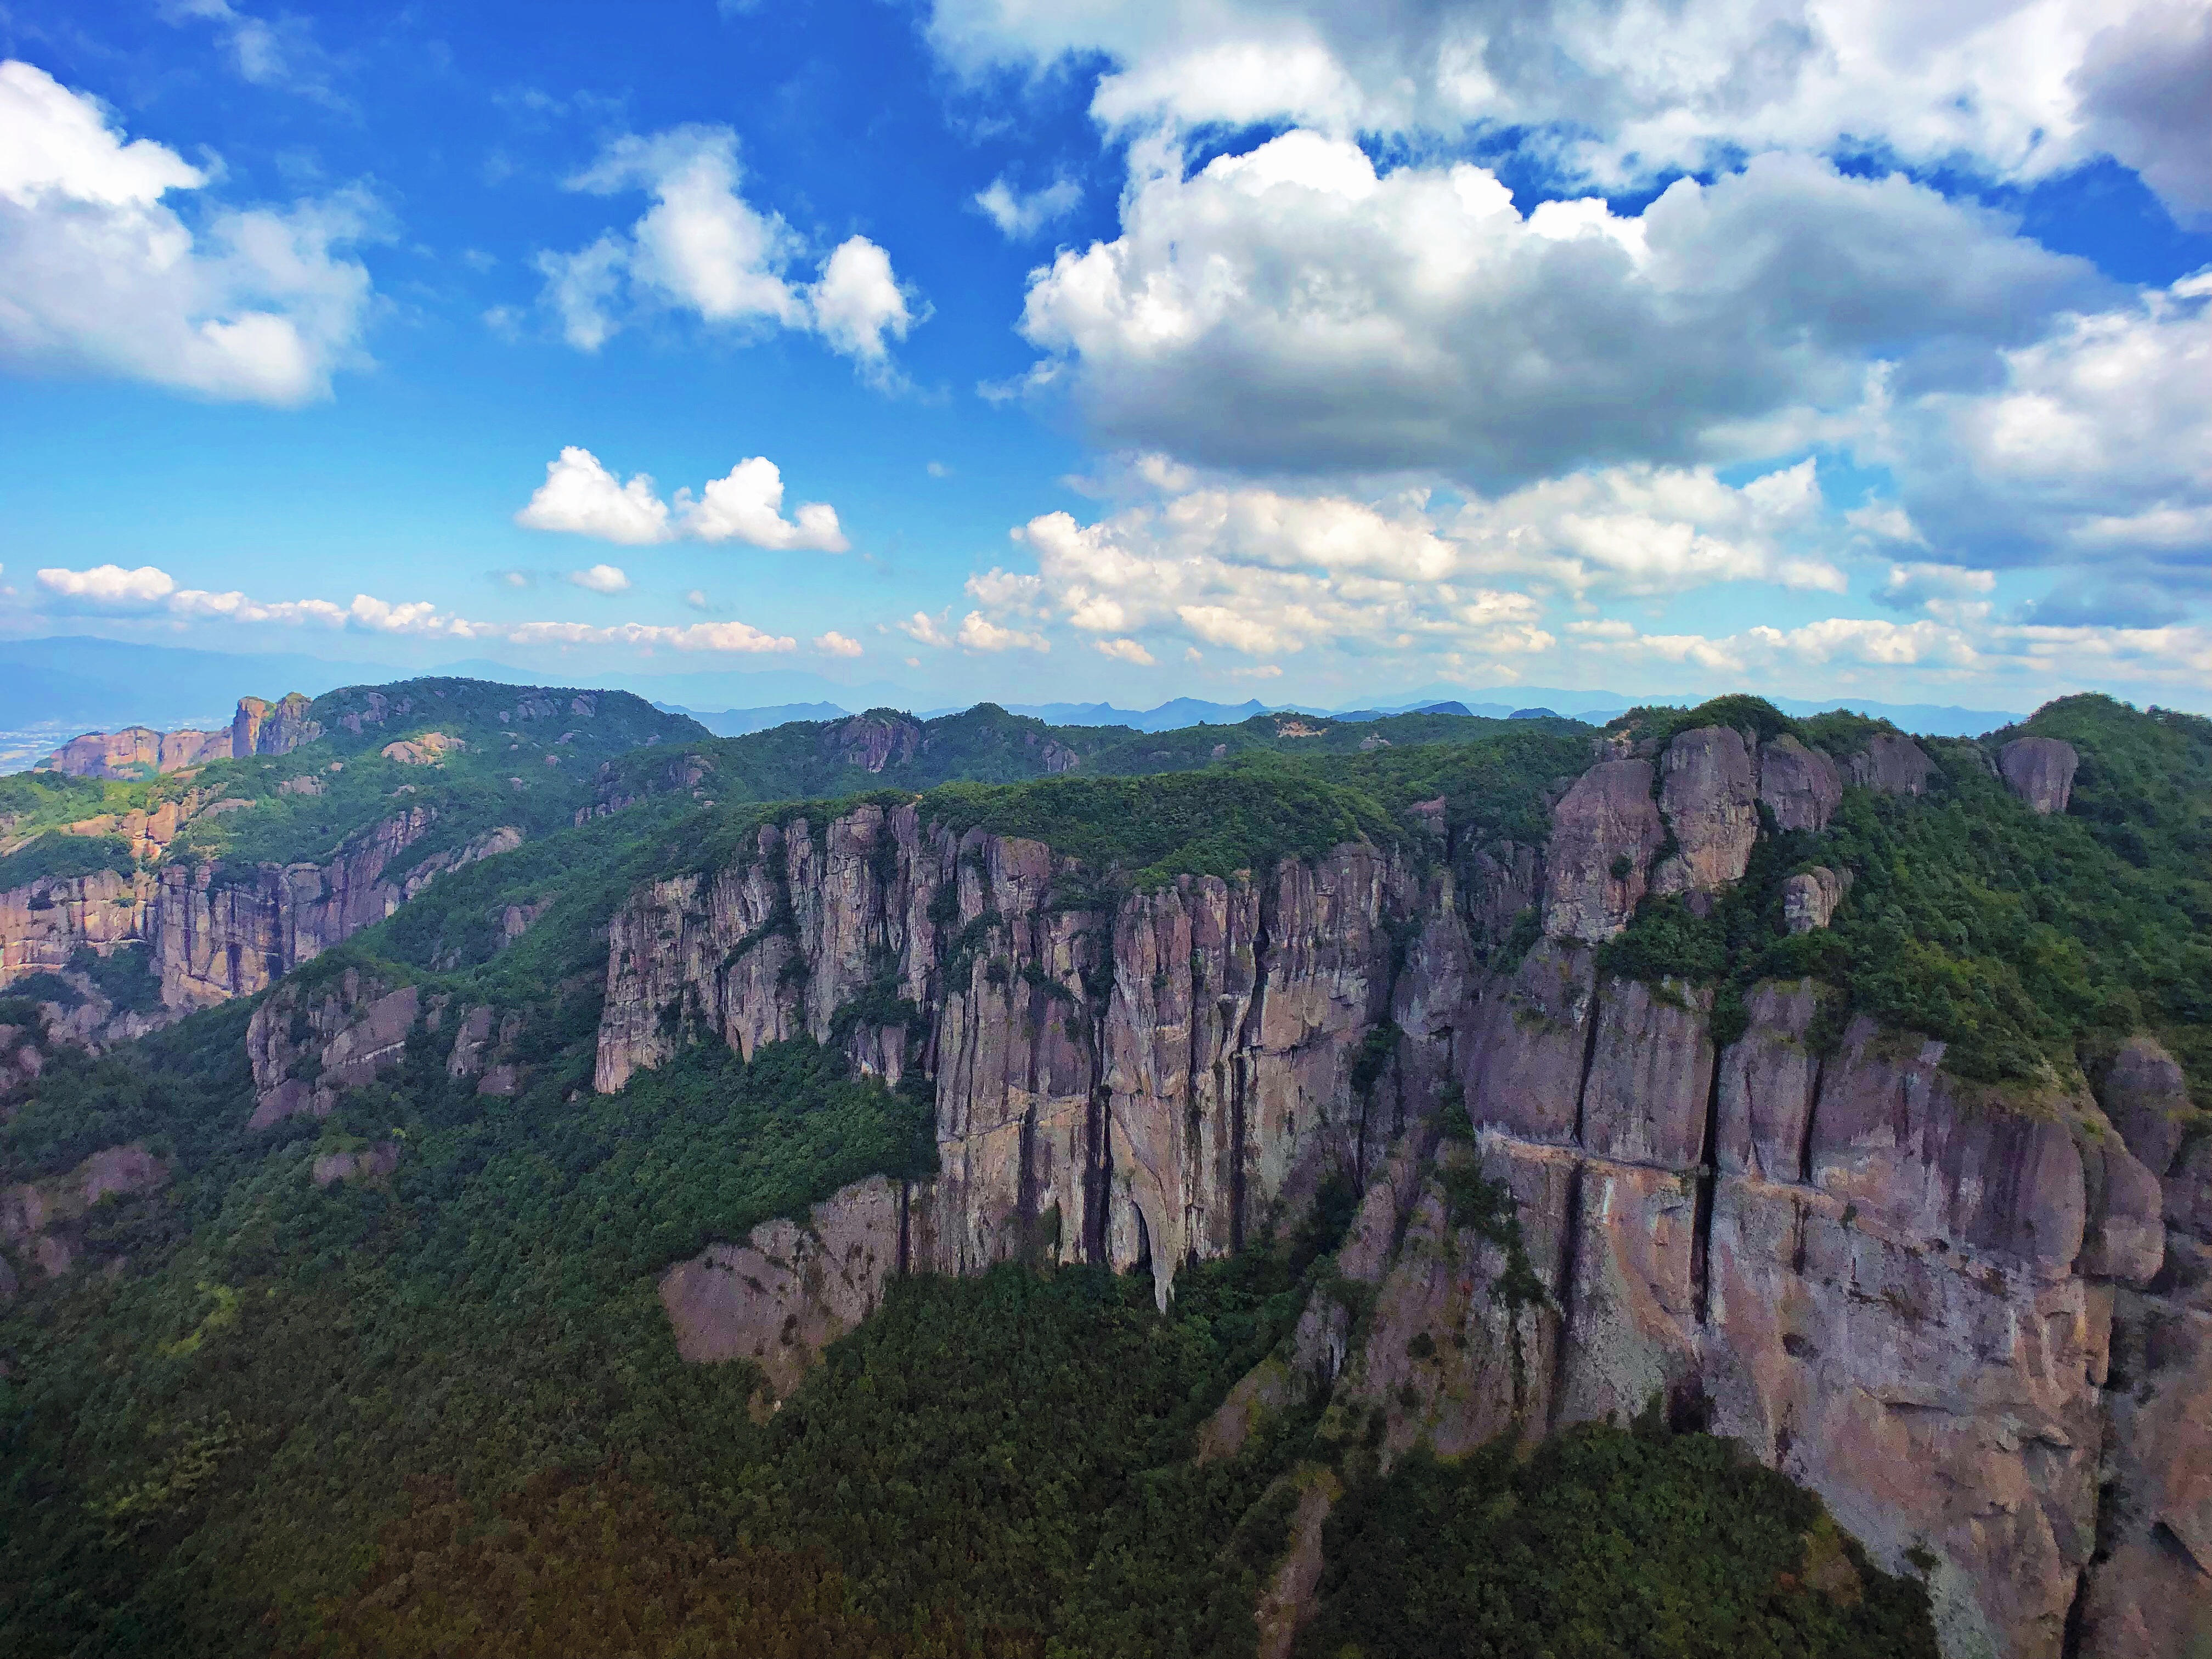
[515,447,674,545]
[678,456,849,551]
[1874,563,1996,612]
[535,126,924,374]
[533,235,628,352]
[28,562,803,654]
[964,566,1045,613]
[926,0,2205,218]
[2070,3,2212,221]
[515,447,850,554]
[163,1,337,104]
[567,563,631,593]
[815,630,863,657]
[1447,460,1846,600]
[37,564,178,607]
[809,236,921,370]
[974,175,1081,239]
[168,588,347,626]
[1881,272,2212,594]
[899,611,954,648]
[987,460,1843,667]
[1013,135,2097,487]
[1093,637,1155,665]
[503,618,797,653]
[0,59,374,404]
[1567,611,2212,694]
[563,125,805,347]
[346,594,493,639]
[684,588,710,610]
[957,610,1049,652]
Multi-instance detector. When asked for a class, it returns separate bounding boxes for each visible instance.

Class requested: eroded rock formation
[0,1143,168,1296]
[612,719,2199,1658]
[2,809,523,1037]
[2000,737,2080,816]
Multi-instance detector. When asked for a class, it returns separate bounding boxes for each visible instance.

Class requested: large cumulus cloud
[0,59,374,404]
[1014,134,2101,488]
[929,0,2207,218]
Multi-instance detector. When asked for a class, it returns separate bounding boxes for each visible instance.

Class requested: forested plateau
[1,680,2205,1659]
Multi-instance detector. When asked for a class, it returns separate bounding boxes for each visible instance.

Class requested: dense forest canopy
[3,680,2202,1655]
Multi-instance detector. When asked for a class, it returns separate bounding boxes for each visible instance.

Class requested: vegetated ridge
[0,682,2203,1659]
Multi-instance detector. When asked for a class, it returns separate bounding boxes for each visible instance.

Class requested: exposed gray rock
[658,1175,906,1401]
[1651,727,1759,896]
[2000,738,2079,815]
[1758,735,1843,832]
[1539,759,1663,941]
[1781,866,1850,933]
[1849,733,1937,796]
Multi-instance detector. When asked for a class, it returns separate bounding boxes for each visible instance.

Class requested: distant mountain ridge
[0,637,2047,774]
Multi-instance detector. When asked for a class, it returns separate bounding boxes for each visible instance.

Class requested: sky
[0,0,2207,715]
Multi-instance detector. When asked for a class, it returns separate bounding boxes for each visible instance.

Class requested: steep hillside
[1,692,2203,1659]
[0,679,701,1041]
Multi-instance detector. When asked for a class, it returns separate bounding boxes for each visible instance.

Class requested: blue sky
[1,0,2207,713]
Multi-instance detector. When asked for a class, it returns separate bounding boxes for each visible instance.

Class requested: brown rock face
[1456,939,1595,1146]
[0,1143,168,1295]
[598,802,1399,1314]
[232,692,320,758]
[146,814,517,1008]
[603,746,2199,1656]
[1714,980,1825,1181]
[1539,759,1663,940]
[1651,727,1759,896]
[822,713,923,773]
[39,726,232,778]
[1781,866,1849,934]
[1758,735,1843,832]
[658,1176,907,1400]
[1849,732,1938,795]
[247,973,422,1127]
[1999,738,2079,815]
[1579,977,1712,1168]
[2078,1293,2212,1659]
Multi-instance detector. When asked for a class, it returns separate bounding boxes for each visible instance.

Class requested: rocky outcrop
[1781,866,1849,933]
[605,800,1400,1312]
[147,818,519,1008]
[233,692,320,758]
[658,1175,907,1401]
[1539,760,1663,940]
[380,732,465,765]
[1849,732,1938,795]
[1651,727,1758,895]
[39,726,231,778]
[311,1141,401,1188]
[823,714,922,773]
[610,716,2198,1658]
[1999,738,2079,816]
[1758,735,1843,832]
[0,1143,167,1296]
[2069,1035,2212,1656]
[39,692,328,782]
[247,973,422,1128]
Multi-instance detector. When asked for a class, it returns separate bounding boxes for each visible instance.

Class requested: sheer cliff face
[2,804,520,1031]
[598,801,1401,1297]
[612,723,2201,1659]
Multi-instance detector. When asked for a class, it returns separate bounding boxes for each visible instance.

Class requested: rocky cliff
[607,719,2203,1659]
[38,692,327,779]
[1,808,521,1030]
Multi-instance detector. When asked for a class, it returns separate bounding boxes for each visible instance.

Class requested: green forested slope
[1600,693,2210,1098]
[10,689,2198,1656]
